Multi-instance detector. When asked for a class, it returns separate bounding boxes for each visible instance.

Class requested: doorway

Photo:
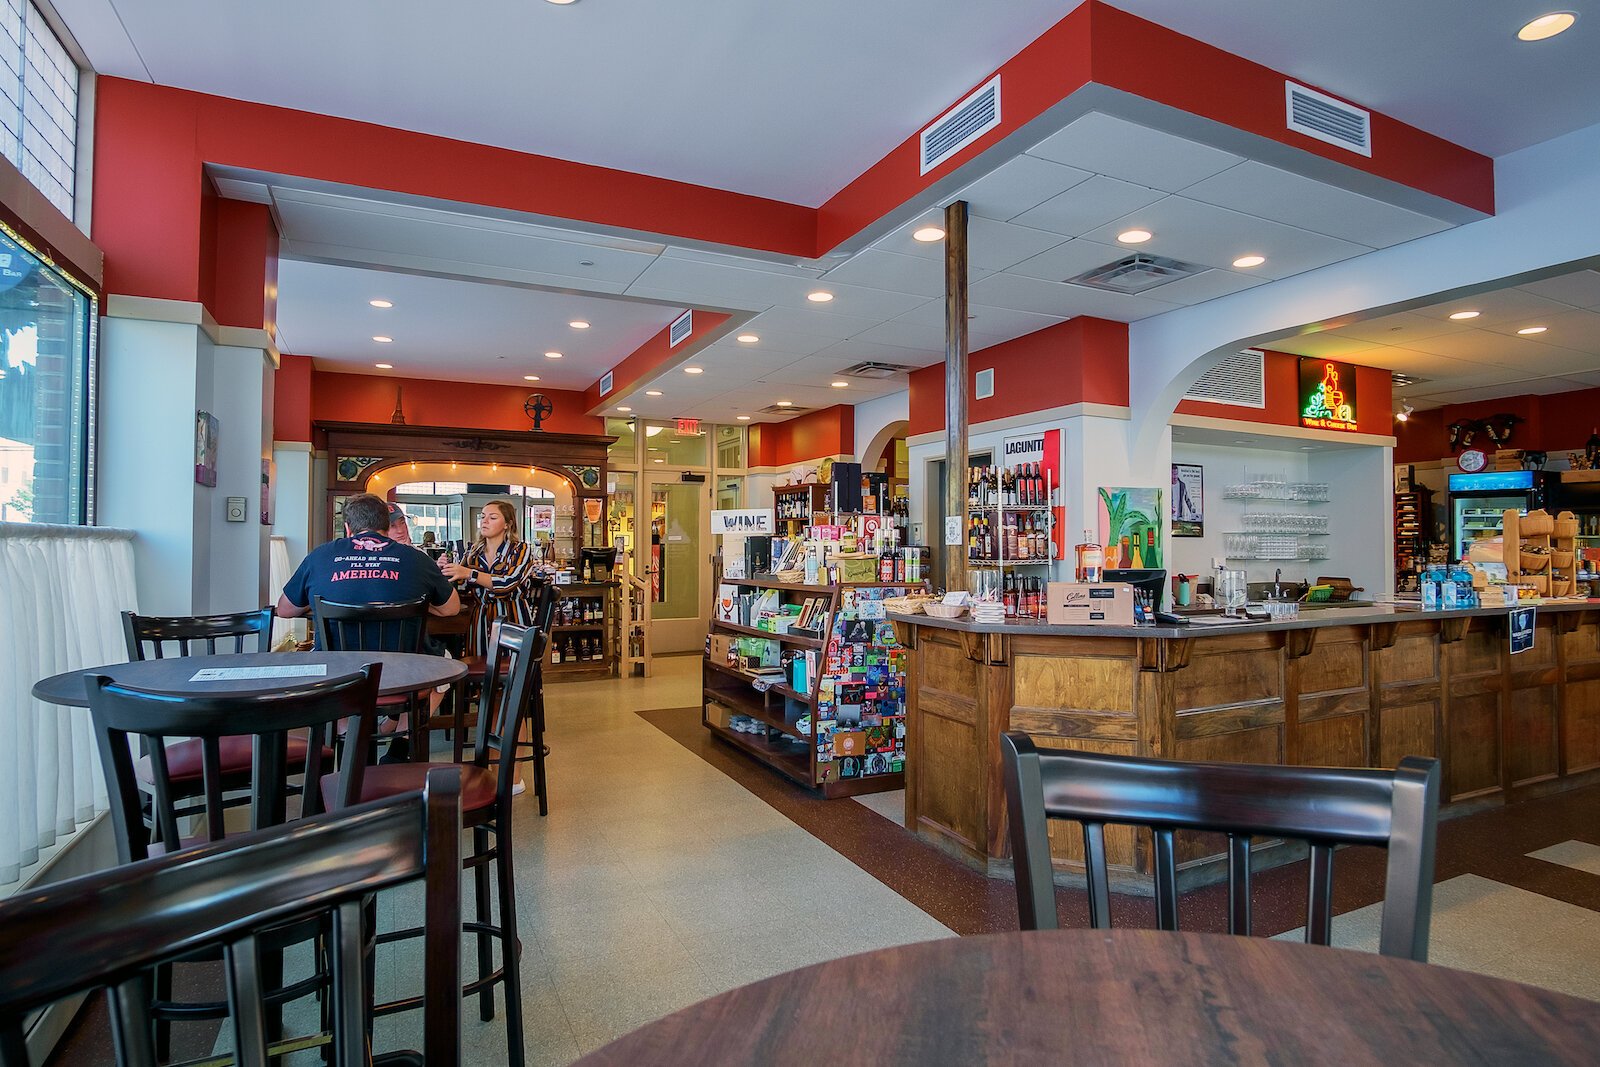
[645,473,711,652]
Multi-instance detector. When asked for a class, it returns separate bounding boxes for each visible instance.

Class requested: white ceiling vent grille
[758,403,810,415]
[1391,371,1431,388]
[974,368,995,400]
[1285,82,1371,157]
[1068,254,1207,294]
[668,310,693,348]
[1184,350,1265,409]
[839,360,917,379]
[920,76,1001,175]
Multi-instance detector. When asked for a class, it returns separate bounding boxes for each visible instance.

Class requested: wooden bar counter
[892,602,1600,889]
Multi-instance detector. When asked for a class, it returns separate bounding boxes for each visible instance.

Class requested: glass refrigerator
[1447,471,1549,561]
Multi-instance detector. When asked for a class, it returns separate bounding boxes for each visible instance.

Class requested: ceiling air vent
[838,360,916,379]
[974,368,995,400]
[920,76,1001,175]
[1391,371,1430,388]
[1183,350,1265,409]
[1285,81,1371,157]
[669,310,693,348]
[1068,254,1207,294]
[758,403,810,415]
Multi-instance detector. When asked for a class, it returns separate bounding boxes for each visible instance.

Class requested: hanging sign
[711,509,775,535]
[1299,358,1359,431]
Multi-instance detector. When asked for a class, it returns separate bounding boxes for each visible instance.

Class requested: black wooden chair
[327,621,546,1067]
[454,579,556,778]
[314,597,433,761]
[122,608,309,830]
[0,767,463,1067]
[88,665,385,1058]
[1000,734,1441,962]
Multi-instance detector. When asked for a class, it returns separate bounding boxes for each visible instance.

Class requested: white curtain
[0,523,137,884]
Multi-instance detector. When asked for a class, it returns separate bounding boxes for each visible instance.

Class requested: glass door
[645,473,711,653]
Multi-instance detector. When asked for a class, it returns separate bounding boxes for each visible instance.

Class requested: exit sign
[676,418,701,435]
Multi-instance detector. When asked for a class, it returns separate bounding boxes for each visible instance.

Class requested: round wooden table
[573,930,1600,1065]
[31,651,467,706]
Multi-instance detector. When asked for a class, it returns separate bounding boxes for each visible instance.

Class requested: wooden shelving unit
[545,580,619,679]
[622,572,651,677]
[1394,487,1432,592]
[1502,509,1580,598]
[704,578,910,798]
[773,482,831,531]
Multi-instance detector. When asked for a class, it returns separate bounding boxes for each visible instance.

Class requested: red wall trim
[908,317,1130,436]
[751,405,854,468]
[306,368,601,437]
[273,354,314,443]
[582,311,731,412]
[210,199,279,330]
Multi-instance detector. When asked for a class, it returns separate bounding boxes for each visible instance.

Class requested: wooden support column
[943,199,970,593]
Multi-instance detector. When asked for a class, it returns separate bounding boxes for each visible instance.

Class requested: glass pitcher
[1219,569,1248,617]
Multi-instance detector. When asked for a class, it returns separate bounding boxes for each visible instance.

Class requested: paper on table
[188,664,331,681]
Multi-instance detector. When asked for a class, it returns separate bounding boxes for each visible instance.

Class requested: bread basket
[923,603,968,620]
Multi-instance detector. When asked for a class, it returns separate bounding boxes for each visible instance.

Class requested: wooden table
[32,651,467,707]
[574,930,1600,1065]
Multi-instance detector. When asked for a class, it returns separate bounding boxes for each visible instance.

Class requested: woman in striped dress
[440,500,540,658]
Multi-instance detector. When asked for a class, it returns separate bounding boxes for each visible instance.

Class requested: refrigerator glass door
[1454,494,1526,561]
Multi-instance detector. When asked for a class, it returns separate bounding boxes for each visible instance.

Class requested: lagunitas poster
[1002,428,1065,558]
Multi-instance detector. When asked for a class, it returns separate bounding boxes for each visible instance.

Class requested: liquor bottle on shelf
[564,637,577,663]
[551,640,562,665]
[1003,572,1017,617]
[1076,529,1104,582]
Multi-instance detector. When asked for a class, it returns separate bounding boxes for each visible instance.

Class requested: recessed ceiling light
[646,389,663,396]
[776,400,793,407]
[737,334,760,343]
[1518,12,1577,40]
[913,226,946,243]
[568,320,590,329]
[372,335,393,343]
[1518,325,1549,335]
[1448,310,1480,320]
[1232,255,1266,268]
[684,366,703,374]
[544,351,563,359]
[807,291,834,303]
[546,0,578,5]
[831,381,849,388]
[374,362,393,369]
[1300,445,1318,451]
[617,406,632,412]
[736,415,751,421]
[524,374,541,381]
[1117,229,1153,244]
[369,299,393,308]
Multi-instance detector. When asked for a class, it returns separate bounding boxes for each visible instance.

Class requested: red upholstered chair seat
[458,656,509,678]
[136,735,333,785]
[322,762,499,813]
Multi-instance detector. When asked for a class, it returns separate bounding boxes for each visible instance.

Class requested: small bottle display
[1075,530,1104,583]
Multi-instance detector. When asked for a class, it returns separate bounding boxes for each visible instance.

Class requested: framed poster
[194,411,219,487]
[1171,464,1203,537]
[529,503,556,536]
[1098,487,1163,570]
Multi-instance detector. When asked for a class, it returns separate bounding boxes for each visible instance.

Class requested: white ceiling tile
[1026,112,1243,192]
[1145,268,1267,306]
[768,278,929,320]
[1078,196,1373,280]
[821,249,958,298]
[1179,161,1452,247]
[280,238,639,297]
[968,272,1180,321]
[1406,331,1600,371]
[1010,175,1167,237]
[876,216,1068,272]
[660,245,825,278]
[1564,371,1600,388]
[1516,270,1600,311]
[893,300,1066,345]
[1264,334,1400,360]
[1469,293,1600,334]
[943,153,1094,221]
[742,305,884,343]
[1413,379,1587,405]
[1006,238,1130,283]
[1501,309,1600,354]
[626,257,804,309]
[1332,311,1462,345]
[855,319,950,351]
[810,338,943,369]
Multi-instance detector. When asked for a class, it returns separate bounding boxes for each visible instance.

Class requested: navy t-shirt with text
[282,533,454,617]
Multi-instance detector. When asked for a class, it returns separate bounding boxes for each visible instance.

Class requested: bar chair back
[0,767,463,1067]
[1000,734,1440,962]
[87,665,384,1056]
[314,597,431,759]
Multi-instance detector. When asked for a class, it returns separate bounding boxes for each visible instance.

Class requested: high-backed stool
[314,596,432,761]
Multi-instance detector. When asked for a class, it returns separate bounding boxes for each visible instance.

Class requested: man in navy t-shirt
[277,493,460,623]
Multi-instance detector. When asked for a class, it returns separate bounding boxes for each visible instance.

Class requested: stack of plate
[970,601,1006,625]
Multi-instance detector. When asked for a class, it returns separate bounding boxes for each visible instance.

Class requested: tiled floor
[46,653,1600,1064]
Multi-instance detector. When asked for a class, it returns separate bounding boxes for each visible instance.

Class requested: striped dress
[458,537,539,658]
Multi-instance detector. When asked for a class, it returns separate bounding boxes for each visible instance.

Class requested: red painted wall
[749,405,854,468]
[1394,388,1600,464]
[1176,351,1394,437]
[307,369,602,437]
[210,199,279,330]
[274,354,314,442]
[908,317,1130,436]
[582,311,731,412]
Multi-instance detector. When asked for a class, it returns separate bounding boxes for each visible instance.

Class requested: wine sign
[1299,358,1358,431]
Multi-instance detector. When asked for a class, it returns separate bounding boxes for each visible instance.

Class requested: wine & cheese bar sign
[1299,358,1359,432]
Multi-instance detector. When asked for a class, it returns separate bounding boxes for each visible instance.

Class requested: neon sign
[1299,358,1359,431]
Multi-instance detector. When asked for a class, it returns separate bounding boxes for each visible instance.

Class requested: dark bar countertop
[889,599,1596,640]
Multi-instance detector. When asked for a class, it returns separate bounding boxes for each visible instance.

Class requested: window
[715,424,745,470]
[0,1,79,218]
[606,417,636,467]
[0,222,94,523]
[643,420,708,468]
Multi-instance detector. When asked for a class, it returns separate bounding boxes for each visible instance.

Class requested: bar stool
[314,596,432,761]
[325,621,546,1067]
[458,581,556,814]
